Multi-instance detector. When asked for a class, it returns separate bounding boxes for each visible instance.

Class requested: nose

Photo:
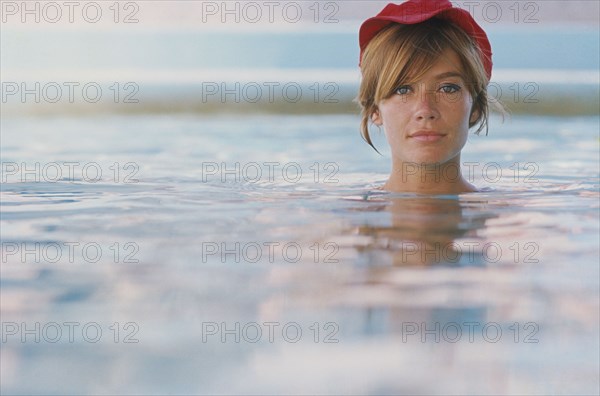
[414,89,439,122]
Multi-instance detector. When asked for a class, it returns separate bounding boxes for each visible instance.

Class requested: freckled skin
[372,49,478,194]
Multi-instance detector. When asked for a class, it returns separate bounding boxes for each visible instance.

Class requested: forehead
[430,49,463,70]
[403,48,465,82]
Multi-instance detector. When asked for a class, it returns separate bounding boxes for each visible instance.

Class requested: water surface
[1,113,598,395]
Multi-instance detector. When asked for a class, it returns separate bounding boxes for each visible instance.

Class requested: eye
[439,84,461,94]
[395,85,412,95]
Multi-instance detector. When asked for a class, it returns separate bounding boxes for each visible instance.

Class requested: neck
[383,155,477,194]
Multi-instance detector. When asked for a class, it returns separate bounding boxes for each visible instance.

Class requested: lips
[409,130,446,142]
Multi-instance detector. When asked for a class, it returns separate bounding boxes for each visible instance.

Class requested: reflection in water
[350,195,496,267]
[332,195,497,344]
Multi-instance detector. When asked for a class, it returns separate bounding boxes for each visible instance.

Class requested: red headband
[359,0,493,80]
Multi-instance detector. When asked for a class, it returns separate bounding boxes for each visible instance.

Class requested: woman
[358,0,497,194]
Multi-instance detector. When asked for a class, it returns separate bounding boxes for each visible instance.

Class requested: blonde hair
[358,18,496,151]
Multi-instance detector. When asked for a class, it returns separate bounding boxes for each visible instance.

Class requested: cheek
[451,97,474,129]
[384,129,402,147]
[381,112,408,144]
[380,103,409,128]
[455,102,472,146]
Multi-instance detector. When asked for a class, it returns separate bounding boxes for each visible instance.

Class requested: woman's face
[372,48,477,166]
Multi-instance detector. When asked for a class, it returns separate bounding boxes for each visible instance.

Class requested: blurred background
[2,0,599,116]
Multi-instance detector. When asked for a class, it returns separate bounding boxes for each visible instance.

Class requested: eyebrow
[433,72,465,81]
